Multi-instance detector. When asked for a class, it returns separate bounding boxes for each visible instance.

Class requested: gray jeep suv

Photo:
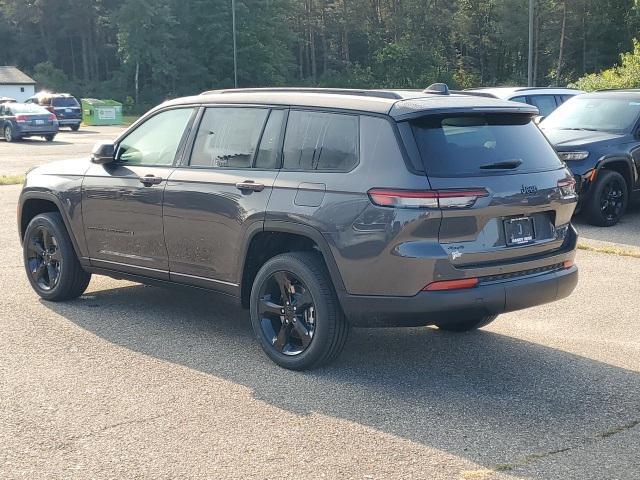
[18,86,579,370]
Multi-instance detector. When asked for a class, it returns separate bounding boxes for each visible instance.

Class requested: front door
[82,107,195,278]
[163,107,286,293]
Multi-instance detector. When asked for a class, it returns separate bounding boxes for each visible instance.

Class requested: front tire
[250,252,349,370]
[23,212,91,301]
[436,315,498,332]
[4,124,17,142]
[583,170,628,226]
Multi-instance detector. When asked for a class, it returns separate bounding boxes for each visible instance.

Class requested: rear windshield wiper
[479,159,523,170]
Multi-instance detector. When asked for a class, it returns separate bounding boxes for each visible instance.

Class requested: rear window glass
[410,114,563,177]
[9,104,49,114]
[52,97,79,107]
[282,111,358,171]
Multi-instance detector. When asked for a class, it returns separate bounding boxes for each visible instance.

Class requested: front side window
[282,111,359,171]
[190,107,268,168]
[117,107,194,166]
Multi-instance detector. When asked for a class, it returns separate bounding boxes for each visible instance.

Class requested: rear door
[408,113,576,267]
[82,107,195,278]
[163,106,284,293]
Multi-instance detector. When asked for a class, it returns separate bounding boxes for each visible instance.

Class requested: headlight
[558,151,589,161]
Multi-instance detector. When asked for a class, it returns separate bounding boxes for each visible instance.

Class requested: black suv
[18,87,579,370]
[26,93,82,131]
[541,90,640,226]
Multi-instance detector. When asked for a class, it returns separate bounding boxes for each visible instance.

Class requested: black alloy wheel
[250,252,349,370]
[25,226,62,291]
[257,270,316,356]
[599,176,625,223]
[584,170,628,227]
[22,212,91,301]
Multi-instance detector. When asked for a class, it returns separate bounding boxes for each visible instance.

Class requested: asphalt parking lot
[1,131,639,479]
[0,125,126,176]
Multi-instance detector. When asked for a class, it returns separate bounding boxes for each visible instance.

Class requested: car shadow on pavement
[43,283,640,472]
[14,139,73,146]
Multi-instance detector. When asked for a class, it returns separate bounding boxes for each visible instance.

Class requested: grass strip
[0,175,25,186]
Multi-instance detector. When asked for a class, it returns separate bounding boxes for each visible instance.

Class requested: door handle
[139,175,163,186]
[235,180,265,192]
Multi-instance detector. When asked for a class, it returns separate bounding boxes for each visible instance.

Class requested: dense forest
[0,0,638,111]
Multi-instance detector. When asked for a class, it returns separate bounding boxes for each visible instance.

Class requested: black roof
[163,87,539,120]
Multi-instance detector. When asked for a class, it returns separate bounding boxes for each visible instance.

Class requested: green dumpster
[81,98,123,126]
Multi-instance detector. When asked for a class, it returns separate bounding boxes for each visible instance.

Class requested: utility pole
[528,0,534,87]
[232,0,238,88]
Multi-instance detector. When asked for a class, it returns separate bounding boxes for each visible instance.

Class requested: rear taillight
[15,115,27,123]
[368,188,488,209]
[558,177,577,199]
[424,277,479,291]
[48,114,56,121]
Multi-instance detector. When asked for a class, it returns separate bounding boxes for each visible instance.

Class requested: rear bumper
[340,265,578,327]
[57,119,81,126]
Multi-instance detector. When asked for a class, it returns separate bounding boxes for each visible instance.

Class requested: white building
[0,66,36,102]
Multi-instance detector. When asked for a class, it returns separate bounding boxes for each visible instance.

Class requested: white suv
[464,87,583,118]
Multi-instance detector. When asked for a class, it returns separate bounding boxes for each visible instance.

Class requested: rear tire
[44,134,55,142]
[436,315,497,332]
[70,124,80,131]
[583,170,628,227]
[23,212,91,301]
[250,251,349,370]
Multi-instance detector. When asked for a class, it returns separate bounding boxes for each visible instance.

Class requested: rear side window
[255,109,285,169]
[52,97,79,107]
[410,114,563,177]
[527,95,558,117]
[190,107,268,168]
[282,110,358,171]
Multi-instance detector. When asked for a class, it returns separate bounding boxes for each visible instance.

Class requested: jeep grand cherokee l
[18,86,579,370]
[540,90,640,226]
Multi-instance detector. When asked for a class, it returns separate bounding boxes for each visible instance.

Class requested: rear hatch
[52,97,81,120]
[407,112,576,268]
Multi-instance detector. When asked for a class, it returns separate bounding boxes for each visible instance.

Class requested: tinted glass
[410,114,563,177]
[9,104,50,114]
[190,107,268,168]
[528,95,558,117]
[52,97,80,107]
[541,96,640,133]
[510,96,527,104]
[282,111,358,171]
[117,108,193,166]
[255,110,285,169]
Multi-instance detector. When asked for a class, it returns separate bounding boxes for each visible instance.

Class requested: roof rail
[464,86,580,92]
[200,87,404,100]
[423,83,450,95]
[594,88,640,92]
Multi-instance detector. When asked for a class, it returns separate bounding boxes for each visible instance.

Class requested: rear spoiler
[389,98,539,121]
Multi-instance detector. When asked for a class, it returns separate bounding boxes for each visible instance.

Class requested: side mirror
[534,115,545,124]
[91,142,115,164]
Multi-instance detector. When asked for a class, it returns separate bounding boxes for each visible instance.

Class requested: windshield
[52,97,80,107]
[410,114,563,177]
[541,96,640,133]
[9,104,50,115]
